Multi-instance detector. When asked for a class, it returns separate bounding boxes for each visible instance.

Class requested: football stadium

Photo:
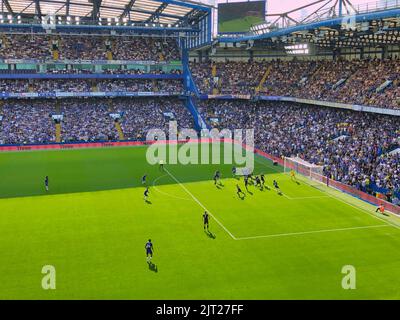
[0,0,400,304]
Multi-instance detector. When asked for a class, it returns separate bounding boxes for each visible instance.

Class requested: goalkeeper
[290,169,297,182]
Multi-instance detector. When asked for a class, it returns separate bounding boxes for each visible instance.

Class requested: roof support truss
[121,0,136,19]
[147,2,167,23]
[35,0,41,16]
[2,0,13,14]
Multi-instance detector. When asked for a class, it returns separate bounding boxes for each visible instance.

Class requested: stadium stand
[0,79,183,94]
[0,34,181,61]
[190,58,400,109]
[0,97,193,144]
[198,100,400,202]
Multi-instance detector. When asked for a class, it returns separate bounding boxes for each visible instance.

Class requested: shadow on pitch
[205,230,216,239]
[145,200,152,205]
[148,261,158,273]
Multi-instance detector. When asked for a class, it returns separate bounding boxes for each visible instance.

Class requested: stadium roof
[218,0,400,49]
[0,0,211,25]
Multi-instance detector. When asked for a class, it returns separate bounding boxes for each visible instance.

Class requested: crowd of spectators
[0,97,193,144]
[0,100,55,144]
[0,34,181,62]
[191,58,400,109]
[0,34,50,59]
[0,79,183,94]
[60,100,118,142]
[114,98,194,141]
[113,37,180,61]
[190,61,267,95]
[198,100,400,201]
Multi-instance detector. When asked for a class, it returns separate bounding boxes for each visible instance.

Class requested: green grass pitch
[218,16,263,33]
[1,144,400,299]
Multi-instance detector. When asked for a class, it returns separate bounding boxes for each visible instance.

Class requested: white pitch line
[152,174,192,202]
[164,167,237,240]
[235,224,390,240]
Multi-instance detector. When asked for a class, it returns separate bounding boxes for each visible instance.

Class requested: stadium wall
[0,138,398,215]
[199,94,400,117]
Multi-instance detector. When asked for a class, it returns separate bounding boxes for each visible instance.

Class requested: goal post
[283,157,324,182]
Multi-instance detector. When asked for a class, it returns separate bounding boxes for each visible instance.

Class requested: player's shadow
[205,230,216,239]
[145,200,152,205]
[148,261,158,273]
[295,181,301,185]
[246,190,253,196]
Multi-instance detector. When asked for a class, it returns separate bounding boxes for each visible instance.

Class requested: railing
[355,0,400,15]
[243,0,400,38]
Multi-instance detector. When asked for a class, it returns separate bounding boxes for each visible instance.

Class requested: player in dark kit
[144,187,149,201]
[255,176,261,188]
[141,174,147,185]
[203,211,209,231]
[145,239,154,263]
[244,176,249,191]
[232,166,236,177]
[273,180,282,195]
[236,184,245,198]
[44,176,49,192]
[213,171,221,185]
[260,174,265,187]
[159,160,164,171]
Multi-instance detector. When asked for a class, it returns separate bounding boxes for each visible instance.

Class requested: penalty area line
[164,167,237,240]
[235,224,391,240]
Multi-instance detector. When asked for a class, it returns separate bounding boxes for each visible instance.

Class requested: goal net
[283,157,324,182]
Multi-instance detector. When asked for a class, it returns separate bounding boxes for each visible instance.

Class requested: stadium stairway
[153,80,159,92]
[107,99,125,140]
[55,123,61,143]
[53,50,59,60]
[212,64,217,77]
[211,64,220,94]
[255,65,272,94]
[55,100,61,114]
[115,122,125,140]
[92,81,98,92]
[55,99,62,143]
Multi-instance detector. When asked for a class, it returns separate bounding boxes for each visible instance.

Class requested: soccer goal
[283,157,324,182]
